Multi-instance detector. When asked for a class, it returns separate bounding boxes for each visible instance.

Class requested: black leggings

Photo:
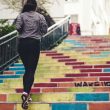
[18,38,40,94]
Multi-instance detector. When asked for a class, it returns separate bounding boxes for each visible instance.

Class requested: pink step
[34,83,57,87]
[99,46,110,48]
[65,73,110,77]
[80,69,102,73]
[65,73,88,77]
[42,87,68,92]
[82,52,100,55]
[72,65,93,69]
[16,88,40,93]
[90,73,110,77]
[52,56,70,59]
[106,61,110,64]
[0,94,7,101]
[65,62,84,65]
[91,39,103,42]
[51,77,97,82]
[100,77,110,81]
[3,71,15,74]
[94,65,110,68]
[41,51,57,53]
[51,78,74,82]
[58,59,77,62]
[46,53,63,56]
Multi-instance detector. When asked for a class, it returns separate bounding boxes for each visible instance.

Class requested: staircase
[0,35,110,110]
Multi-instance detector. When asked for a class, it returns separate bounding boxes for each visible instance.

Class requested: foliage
[1,0,55,27]
[0,20,16,37]
[1,0,52,11]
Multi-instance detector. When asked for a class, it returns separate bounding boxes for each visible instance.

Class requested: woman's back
[16,11,47,39]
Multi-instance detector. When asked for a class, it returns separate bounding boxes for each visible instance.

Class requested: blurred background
[0,0,110,36]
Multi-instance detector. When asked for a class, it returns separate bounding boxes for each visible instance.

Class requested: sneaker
[28,95,32,103]
[21,94,29,109]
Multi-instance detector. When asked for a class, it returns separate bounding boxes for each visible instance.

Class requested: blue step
[104,69,110,72]
[52,103,87,110]
[0,75,21,79]
[90,54,108,58]
[0,80,3,83]
[14,63,24,67]
[64,40,86,47]
[76,93,109,101]
[9,66,25,71]
[15,71,25,75]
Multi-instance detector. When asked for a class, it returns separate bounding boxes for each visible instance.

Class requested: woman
[15,1,48,109]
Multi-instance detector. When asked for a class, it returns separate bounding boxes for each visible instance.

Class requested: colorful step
[0,80,3,83]
[52,103,87,110]
[16,86,110,93]
[58,59,77,62]
[65,73,110,77]
[104,69,110,72]
[0,102,110,110]
[65,62,85,65]
[76,93,109,101]
[50,77,98,82]
[8,67,25,71]
[34,82,110,88]
[1,93,110,102]
[0,75,21,79]
[3,71,15,75]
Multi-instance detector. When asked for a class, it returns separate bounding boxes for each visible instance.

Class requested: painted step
[65,73,110,77]
[0,93,110,102]
[41,51,57,53]
[34,82,110,88]
[13,63,24,66]
[94,64,110,68]
[0,103,50,110]
[8,67,25,71]
[46,53,63,56]
[0,80,3,83]
[3,71,15,75]
[80,69,102,73]
[51,102,110,110]
[65,62,85,65]
[2,78,23,88]
[50,77,98,82]
[16,86,110,93]
[58,59,77,62]
[0,75,21,79]
[3,70,24,75]
[1,102,110,110]
[80,68,110,73]
[107,61,110,64]
[52,56,70,59]
[104,69,110,72]
[51,77,110,82]
[15,71,25,75]
[72,65,93,69]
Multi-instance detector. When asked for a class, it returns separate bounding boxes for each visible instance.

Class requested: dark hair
[22,0,37,13]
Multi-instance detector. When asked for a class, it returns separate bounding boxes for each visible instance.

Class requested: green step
[6,93,74,102]
[1,92,110,102]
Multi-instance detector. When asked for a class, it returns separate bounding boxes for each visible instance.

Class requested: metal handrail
[0,16,70,72]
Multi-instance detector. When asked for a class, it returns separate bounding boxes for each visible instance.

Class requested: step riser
[0,93,110,102]
[0,75,21,79]
[50,77,110,82]
[34,81,110,88]
[16,87,110,93]
[1,102,110,110]
[0,80,3,83]
[65,73,110,77]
